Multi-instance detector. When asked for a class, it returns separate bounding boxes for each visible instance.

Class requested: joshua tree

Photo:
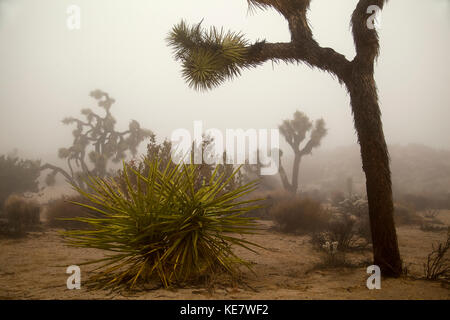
[167,0,402,276]
[278,111,327,193]
[40,90,153,190]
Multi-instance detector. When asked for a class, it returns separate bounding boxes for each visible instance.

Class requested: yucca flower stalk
[63,160,263,290]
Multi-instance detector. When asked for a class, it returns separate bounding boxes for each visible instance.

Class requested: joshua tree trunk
[278,152,301,194]
[347,73,402,276]
[291,153,301,193]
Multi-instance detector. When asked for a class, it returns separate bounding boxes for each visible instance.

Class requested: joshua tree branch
[245,41,351,83]
[40,163,75,185]
[351,0,387,69]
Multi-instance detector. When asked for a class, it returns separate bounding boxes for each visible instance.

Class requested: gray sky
[0,0,449,162]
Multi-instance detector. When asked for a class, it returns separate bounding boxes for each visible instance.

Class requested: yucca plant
[63,159,263,290]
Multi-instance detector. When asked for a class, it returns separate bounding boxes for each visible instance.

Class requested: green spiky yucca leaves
[63,160,263,290]
[167,20,256,91]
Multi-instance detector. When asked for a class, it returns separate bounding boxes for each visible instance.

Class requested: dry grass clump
[1,194,40,236]
[423,228,449,281]
[270,196,330,234]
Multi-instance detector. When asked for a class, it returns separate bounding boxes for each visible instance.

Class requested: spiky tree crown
[279,111,327,156]
[167,20,258,91]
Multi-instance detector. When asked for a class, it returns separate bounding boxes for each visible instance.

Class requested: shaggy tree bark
[347,72,402,276]
[169,0,402,276]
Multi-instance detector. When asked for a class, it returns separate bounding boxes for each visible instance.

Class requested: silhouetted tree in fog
[40,90,153,190]
[278,111,327,193]
[167,0,403,276]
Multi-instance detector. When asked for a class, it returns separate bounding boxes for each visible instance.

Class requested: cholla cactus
[337,196,369,218]
[321,240,345,267]
[40,90,154,190]
[322,241,339,255]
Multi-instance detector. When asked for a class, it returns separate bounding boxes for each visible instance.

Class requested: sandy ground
[0,212,449,300]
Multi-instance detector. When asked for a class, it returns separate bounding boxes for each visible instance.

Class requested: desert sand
[0,212,449,300]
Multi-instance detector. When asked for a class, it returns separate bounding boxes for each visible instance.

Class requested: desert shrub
[270,197,330,234]
[63,160,262,290]
[422,209,444,224]
[399,193,433,210]
[355,213,372,244]
[398,193,450,211]
[0,155,41,210]
[310,240,365,270]
[300,189,328,203]
[46,195,103,230]
[336,196,368,217]
[330,191,346,206]
[420,223,448,233]
[419,209,446,232]
[338,195,422,227]
[423,209,439,220]
[325,214,358,250]
[2,195,40,236]
[243,190,292,220]
[423,228,449,281]
[334,196,371,245]
[394,204,423,226]
[311,213,370,252]
[311,195,372,251]
[318,241,348,268]
[0,217,8,235]
[311,231,330,251]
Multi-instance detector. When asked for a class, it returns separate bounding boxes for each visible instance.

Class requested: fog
[1,1,450,301]
[0,0,449,162]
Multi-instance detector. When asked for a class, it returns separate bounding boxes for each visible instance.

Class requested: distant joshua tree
[167,0,403,276]
[40,90,153,190]
[278,111,327,193]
